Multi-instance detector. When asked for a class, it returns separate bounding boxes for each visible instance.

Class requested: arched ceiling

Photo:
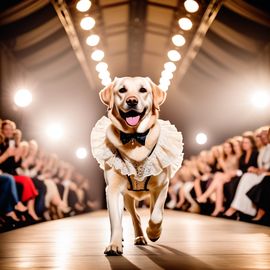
[0,0,270,162]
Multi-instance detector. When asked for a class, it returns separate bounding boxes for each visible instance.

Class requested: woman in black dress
[246,128,270,221]
[223,135,258,209]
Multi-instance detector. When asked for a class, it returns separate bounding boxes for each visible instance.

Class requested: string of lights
[76,0,112,86]
[11,0,269,153]
[158,0,199,91]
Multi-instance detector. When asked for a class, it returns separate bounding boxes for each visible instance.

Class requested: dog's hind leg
[124,193,147,245]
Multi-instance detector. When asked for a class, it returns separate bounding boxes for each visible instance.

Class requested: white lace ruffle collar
[91,116,183,181]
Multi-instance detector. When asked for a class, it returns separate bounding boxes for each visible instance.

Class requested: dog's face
[99,77,166,133]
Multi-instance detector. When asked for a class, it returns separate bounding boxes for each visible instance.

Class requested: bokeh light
[14,89,32,108]
[196,132,207,145]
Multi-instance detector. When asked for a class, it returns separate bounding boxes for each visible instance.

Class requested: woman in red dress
[0,120,40,221]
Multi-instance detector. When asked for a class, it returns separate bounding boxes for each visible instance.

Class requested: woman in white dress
[197,141,239,216]
[225,128,270,217]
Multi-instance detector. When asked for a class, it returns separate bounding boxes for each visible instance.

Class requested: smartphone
[9,139,15,148]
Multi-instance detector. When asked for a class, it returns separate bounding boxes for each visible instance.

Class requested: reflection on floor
[0,209,270,269]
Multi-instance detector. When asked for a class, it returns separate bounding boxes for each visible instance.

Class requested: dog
[91,77,183,256]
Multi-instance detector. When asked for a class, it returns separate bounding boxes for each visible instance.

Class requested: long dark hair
[242,135,257,151]
[223,140,235,159]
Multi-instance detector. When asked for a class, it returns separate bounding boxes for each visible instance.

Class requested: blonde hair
[255,125,270,135]
[19,141,29,147]
[1,119,16,130]
[242,131,254,137]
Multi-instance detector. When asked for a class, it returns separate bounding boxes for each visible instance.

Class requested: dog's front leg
[104,169,126,256]
[147,176,169,242]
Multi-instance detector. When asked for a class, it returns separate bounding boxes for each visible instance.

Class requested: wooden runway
[0,209,270,270]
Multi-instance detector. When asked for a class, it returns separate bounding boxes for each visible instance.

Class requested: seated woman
[75,175,98,211]
[0,172,28,224]
[245,128,270,221]
[58,162,84,213]
[16,140,48,218]
[36,154,71,220]
[0,120,40,221]
[224,135,258,211]
[193,147,222,200]
[247,174,270,221]
[175,159,200,213]
[197,141,239,216]
[225,127,270,218]
[222,137,242,208]
[70,171,98,211]
[166,170,183,209]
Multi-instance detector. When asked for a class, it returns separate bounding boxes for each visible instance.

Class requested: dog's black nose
[126,97,138,107]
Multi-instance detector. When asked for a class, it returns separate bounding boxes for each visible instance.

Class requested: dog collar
[120,129,150,145]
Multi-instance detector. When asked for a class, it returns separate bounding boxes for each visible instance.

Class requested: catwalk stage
[0,209,270,270]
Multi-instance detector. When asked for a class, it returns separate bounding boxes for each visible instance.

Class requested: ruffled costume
[91,116,184,181]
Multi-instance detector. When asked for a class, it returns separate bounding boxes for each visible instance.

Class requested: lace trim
[91,116,184,181]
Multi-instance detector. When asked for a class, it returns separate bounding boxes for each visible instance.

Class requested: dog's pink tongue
[126,116,140,126]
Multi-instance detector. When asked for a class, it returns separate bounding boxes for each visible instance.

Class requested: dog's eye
[139,88,147,93]
[119,87,127,93]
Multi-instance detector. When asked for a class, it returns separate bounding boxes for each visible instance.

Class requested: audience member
[0,119,96,232]
[167,125,270,226]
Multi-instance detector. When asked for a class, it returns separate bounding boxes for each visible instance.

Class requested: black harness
[126,175,151,192]
[116,144,156,192]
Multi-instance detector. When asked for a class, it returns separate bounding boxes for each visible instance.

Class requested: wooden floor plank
[0,209,270,269]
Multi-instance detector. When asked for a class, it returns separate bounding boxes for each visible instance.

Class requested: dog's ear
[146,77,167,111]
[99,77,117,110]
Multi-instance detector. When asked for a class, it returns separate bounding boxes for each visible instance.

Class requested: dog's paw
[134,236,147,245]
[104,244,123,256]
[146,220,162,242]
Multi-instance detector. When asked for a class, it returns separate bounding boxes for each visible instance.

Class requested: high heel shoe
[252,214,266,222]
[14,209,28,222]
[223,212,239,220]
[251,214,268,225]
[57,204,72,218]
[195,198,207,205]
[23,212,41,224]
[211,207,225,217]
[211,211,223,218]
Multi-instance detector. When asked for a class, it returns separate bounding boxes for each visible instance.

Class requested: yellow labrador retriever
[91,77,183,256]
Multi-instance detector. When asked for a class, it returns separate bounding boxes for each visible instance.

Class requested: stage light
[184,0,199,13]
[172,34,186,47]
[161,70,173,80]
[164,62,177,72]
[168,50,181,62]
[91,49,104,61]
[196,132,207,145]
[98,70,110,80]
[96,62,108,72]
[159,77,171,86]
[46,123,64,140]
[86,34,100,46]
[80,16,95,30]
[14,89,32,108]
[178,17,193,30]
[250,90,270,109]
[101,77,112,86]
[76,0,91,12]
[76,147,87,159]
